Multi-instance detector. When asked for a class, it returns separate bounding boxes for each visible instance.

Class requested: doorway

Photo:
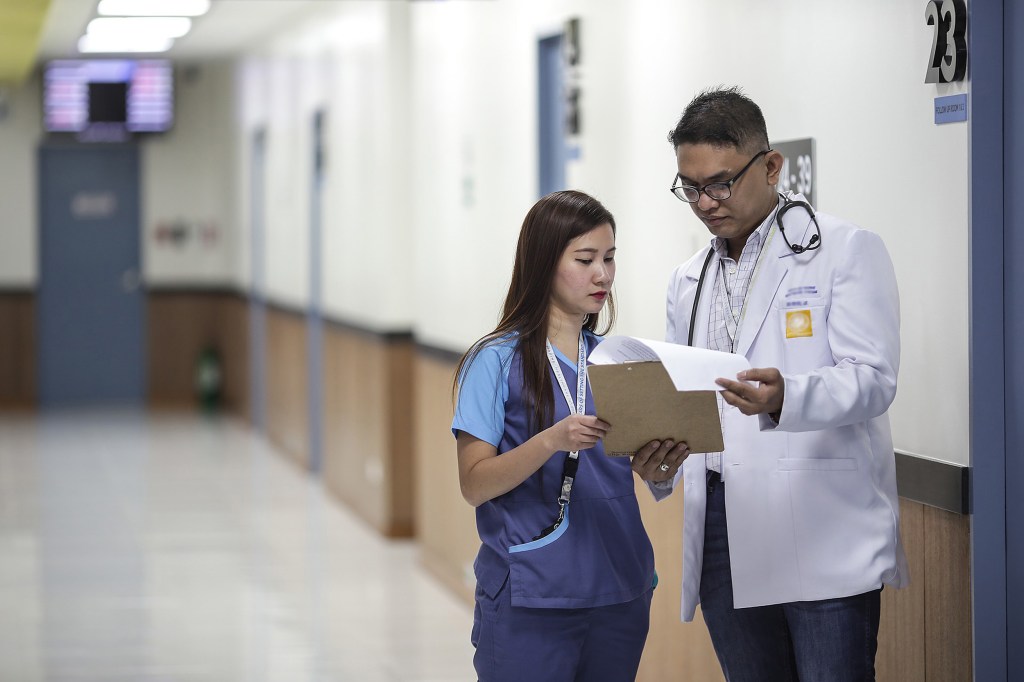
[249,130,268,431]
[37,144,144,407]
[537,33,566,198]
[307,111,326,474]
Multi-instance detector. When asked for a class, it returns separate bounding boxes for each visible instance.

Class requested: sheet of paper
[589,335,751,391]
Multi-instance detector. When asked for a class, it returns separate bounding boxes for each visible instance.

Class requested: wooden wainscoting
[322,324,415,538]
[217,295,250,418]
[637,494,972,682]
[634,479,722,681]
[412,349,973,682]
[0,291,35,408]
[413,347,479,602]
[147,290,249,416]
[875,502,973,681]
[265,306,309,471]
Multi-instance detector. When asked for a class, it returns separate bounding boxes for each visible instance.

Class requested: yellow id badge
[786,310,813,338]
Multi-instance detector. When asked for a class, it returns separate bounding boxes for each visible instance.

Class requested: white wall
[144,60,239,286]
[398,0,970,464]
[234,2,413,328]
[0,0,972,466]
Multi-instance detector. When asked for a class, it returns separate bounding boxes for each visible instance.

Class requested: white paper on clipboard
[588,335,751,389]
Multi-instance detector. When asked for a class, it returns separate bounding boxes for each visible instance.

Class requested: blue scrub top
[453,332,655,609]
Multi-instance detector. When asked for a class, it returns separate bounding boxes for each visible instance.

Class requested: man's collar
[710,196,782,257]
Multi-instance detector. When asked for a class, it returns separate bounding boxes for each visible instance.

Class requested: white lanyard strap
[544,333,587,512]
[545,333,587,455]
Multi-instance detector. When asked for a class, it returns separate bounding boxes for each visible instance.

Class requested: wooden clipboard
[588,360,724,456]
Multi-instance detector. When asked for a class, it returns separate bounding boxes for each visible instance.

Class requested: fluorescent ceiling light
[87,17,192,39]
[78,34,174,53]
[97,0,211,17]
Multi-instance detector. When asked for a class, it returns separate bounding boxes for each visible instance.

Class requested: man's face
[674,143,781,244]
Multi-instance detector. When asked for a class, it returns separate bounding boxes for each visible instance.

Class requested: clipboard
[588,360,724,456]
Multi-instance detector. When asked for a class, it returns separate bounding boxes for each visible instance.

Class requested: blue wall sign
[935,93,968,124]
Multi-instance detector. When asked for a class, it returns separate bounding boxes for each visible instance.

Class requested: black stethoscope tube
[687,249,715,347]
[685,196,821,347]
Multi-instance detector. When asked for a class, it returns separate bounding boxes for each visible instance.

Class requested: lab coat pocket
[776,303,830,372]
[780,458,877,576]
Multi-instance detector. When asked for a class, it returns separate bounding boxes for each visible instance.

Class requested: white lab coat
[663,199,909,621]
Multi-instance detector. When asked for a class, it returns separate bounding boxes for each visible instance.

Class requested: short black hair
[667,86,770,153]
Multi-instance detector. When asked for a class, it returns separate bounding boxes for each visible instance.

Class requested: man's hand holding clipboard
[587,336,751,457]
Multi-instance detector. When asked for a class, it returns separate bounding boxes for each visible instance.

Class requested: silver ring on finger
[658,463,670,472]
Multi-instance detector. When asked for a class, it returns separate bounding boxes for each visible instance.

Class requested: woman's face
[549,223,616,324]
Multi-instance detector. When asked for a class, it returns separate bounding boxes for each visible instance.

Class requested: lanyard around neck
[542,332,586,515]
[545,333,588,449]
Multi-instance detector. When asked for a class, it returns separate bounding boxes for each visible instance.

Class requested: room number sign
[925,0,967,83]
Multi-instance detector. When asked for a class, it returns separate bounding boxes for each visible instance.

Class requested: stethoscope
[686,193,822,346]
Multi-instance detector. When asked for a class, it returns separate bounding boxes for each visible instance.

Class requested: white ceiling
[36,0,336,62]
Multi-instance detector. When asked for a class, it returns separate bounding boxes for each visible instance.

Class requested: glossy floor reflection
[0,410,475,682]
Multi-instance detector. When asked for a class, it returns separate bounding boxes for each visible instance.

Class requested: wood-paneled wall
[265,307,309,471]
[874,503,972,681]
[414,350,480,600]
[412,350,972,682]
[0,292,35,408]
[2,290,250,413]
[322,325,415,537]
[148,294,417,537]
[147,291,250,415]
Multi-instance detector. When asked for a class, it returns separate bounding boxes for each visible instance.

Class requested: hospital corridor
[0,411,475,681]
[1,0,1022,680]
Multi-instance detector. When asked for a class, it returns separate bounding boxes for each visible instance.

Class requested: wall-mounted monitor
[43,59,173,138]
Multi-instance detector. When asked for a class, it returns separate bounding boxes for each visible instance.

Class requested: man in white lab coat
[656,86,909,681]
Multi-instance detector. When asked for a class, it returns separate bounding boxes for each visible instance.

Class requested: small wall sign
[934,93,969,124]
[771,138,816,208]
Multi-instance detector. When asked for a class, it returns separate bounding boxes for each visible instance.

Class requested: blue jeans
[700,472,881,682]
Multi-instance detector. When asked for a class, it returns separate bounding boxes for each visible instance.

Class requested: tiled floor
[0,410,476,682]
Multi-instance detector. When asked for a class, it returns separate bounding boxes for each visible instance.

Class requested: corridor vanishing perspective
[0,411,475,682]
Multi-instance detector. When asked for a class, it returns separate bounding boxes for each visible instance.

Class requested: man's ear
[764,150,784,187]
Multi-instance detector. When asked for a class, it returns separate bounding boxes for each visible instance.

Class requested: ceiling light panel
[78,34,174,53]
[97,0,211,17]
[87,17,192,39]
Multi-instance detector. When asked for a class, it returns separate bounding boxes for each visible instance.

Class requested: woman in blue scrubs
[452,190,689,681]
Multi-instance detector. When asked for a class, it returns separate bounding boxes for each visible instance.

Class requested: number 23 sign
[925,0,967,83]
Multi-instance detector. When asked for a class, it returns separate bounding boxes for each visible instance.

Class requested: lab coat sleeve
[774,229,900,432]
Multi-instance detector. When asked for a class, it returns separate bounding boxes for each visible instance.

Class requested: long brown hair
[453,190,616,433]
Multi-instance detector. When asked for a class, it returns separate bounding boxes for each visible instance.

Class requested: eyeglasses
[670,150,771,203]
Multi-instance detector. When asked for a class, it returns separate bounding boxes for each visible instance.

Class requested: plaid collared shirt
[704,208,777,476]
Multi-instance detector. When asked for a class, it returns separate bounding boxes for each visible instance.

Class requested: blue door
[971,1,1023,679]
[538,34,566,197]
[307,111,326,474]
[37,144,144,407]
[249,130,268,431]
